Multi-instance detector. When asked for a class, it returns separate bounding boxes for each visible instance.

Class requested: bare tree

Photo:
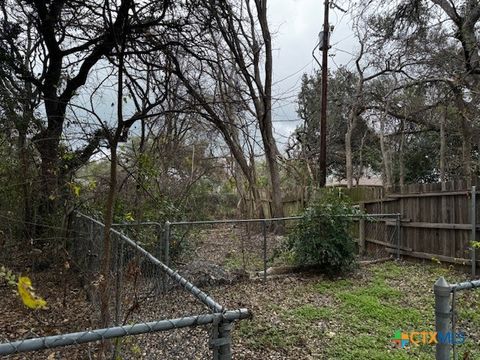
[0,0,174,223]
[82,27,174,342]
[164,0,284,219]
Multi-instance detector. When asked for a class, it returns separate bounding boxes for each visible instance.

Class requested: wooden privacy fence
[361,180,479,275]
[254,186,385,217]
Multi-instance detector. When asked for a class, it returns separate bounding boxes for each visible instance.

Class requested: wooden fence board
[361,179,479,266]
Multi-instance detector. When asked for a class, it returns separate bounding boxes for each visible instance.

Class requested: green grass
[323,263,433,359]
[460,307,480,322]
[314,278,353,293]
[233,261,480,359]
[287,304,333,321]
[236,319,303,349]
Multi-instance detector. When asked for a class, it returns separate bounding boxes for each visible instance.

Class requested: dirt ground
[175,223,293,273]
[1,227,479,359]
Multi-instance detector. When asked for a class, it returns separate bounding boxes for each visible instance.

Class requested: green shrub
[287,189,358,275]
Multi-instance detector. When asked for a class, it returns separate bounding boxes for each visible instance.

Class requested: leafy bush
[287,189,358,275]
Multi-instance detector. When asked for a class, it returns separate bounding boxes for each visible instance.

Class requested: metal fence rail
[112,221,164,259]
[111,213,401,285]
[167,216,303,282]
[89,214,223,313]
[434,277,480,360]
[0,213,251,359]
[0,210,403,358]
[0,309,249,355]
[112,213,402,278]
[150,213,401,284]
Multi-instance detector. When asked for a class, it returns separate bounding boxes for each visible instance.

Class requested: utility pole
[319,0,330,187]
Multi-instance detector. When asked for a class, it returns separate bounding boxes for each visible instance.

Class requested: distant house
[327,175,383,188]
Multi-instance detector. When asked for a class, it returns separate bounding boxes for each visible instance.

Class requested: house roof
[327,176,383,187]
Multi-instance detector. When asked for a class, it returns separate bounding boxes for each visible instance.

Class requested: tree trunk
[461,119,472,182]
[99,38,126,355]
[134,119,146,220]
[232,159,257,219]
[18,128,32,240]
[345,127,353,189]
[99,144,117,329]
[379,110,393,189]
[440,109,446,184]
[399,118,406,188]
[256,0,284,220]
[263,134,284,219]
[346,109,359,189]
[36,134,62,229]
[355,131,367,187]
[346,66,363,189]
[19,30,34,240]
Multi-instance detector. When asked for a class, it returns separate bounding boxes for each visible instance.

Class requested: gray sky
[268,0,356,149]
[71,1,357,156]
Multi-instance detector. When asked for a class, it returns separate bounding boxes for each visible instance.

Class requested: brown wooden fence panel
[361,180,479,266]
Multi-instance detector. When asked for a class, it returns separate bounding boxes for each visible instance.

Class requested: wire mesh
[111,222,164,260]
[349,214,401,259]
[168,218,302,281]
[0,211,398,359]
[0,213,249,359]
[0,213,19,265]
[451,279,480,360]
[68,214,215,359]
[167,214,400,282]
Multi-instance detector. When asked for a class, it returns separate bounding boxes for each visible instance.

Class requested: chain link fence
[0,213,250,359]
[434,277,480,360]
[166,217,302,281]
[160,213,401,283]
[350,213,402,260]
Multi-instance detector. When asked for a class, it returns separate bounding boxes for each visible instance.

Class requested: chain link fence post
[358,204,366,255]
[471,186,476,278]
[262,220,267,283]
[163,221,171,292]
[396,214,401,260]
[164,221,171,268]
[434,276,451,360]
[211,319,233,360]
[155,223,165,294]
[155,223,163,261]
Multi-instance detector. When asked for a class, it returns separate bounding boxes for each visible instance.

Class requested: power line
[272,60,314,86]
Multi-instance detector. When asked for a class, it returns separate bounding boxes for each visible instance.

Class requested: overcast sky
[268,0,356,149]
[74,1,357,156]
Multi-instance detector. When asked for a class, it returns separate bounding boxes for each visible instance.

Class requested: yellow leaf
[124,212,135,222]
[17,276,47,310]
[68,182,81,197]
